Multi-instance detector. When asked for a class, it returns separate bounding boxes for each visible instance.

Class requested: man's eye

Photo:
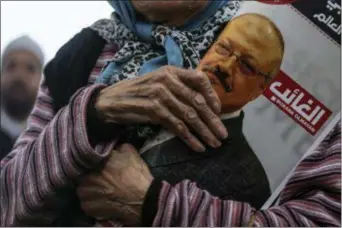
[27,64,37,74]
[215,43,230,56]
[239,60,255,75]
[6,62,16,72]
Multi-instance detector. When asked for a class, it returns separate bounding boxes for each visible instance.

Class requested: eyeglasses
[215,42,273,83]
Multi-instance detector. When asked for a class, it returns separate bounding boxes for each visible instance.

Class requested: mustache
[2,81,34,102]
[202,65,232,92]
[4,81,28,93]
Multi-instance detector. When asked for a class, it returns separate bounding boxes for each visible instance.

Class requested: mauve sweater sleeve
[0,26,121,226]
[0,82,117,226]
[143,120,341,227]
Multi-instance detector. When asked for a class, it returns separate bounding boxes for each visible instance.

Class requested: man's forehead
[3,50,40,65]
[225,16,279,42]
[223,17,282,58]
[228,14,271,27]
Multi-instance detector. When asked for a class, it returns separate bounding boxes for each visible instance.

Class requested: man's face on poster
[198,13,284,113]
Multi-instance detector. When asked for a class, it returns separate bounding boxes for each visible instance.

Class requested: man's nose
[8,73,22,82]
[220,55,238,76]
[8,71,27,83]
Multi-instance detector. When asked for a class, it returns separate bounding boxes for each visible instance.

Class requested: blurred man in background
[0,35,44,160]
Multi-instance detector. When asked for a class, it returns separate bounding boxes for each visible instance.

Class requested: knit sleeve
[0,82,116,226]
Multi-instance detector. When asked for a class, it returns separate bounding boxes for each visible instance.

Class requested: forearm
[142,179,254,227]
[146,178,340,227]
[0,84,116,226]
[143,121,341,227]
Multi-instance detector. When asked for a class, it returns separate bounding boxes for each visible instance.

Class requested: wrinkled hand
[95,66,228,152]
[77,144,153,226]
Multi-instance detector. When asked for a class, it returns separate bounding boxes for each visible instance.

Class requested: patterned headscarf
[91,0,242,85]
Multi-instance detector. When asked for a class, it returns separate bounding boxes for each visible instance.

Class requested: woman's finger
[136,84,221,148]
[185,93,228,140]
[115,96,205,152]
[160,70,228,140]
[172,67,222,114]
[146,99,206,152]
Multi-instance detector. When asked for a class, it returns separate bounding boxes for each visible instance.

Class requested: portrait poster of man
[132,0,341,211]
[235,0,340,207]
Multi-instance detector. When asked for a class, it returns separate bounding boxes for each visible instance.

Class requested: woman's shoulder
[88,43,118,83]
[44,26,118,113]
[52,27,109,58]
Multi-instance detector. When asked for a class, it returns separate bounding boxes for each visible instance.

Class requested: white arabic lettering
[326,15,341,34]
[270,82,298,105]
[290,92,323,123]
[313,13,341,35]
[290,93,307,117]
[327,0,341,15]
[270,82,284,99]
[304,105,321,122]
[313,13,329,24]
[270,81,326,124]
[311,109,326,125]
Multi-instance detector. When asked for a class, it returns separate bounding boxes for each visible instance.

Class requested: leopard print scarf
[91,1,241,84]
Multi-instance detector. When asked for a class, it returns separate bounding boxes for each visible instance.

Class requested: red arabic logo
[263,71,332,135]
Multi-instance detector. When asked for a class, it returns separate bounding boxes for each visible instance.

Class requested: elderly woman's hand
[95,66,228,152]
[77,144,152,226]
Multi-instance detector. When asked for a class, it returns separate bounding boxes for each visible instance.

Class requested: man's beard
[1,83,35,121]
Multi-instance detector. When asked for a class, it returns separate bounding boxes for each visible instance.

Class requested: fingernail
[214,102,221,114]
[218,125,228,139]
[197,144,206,152]
[187,134,206,152]
[212,140,222,148]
